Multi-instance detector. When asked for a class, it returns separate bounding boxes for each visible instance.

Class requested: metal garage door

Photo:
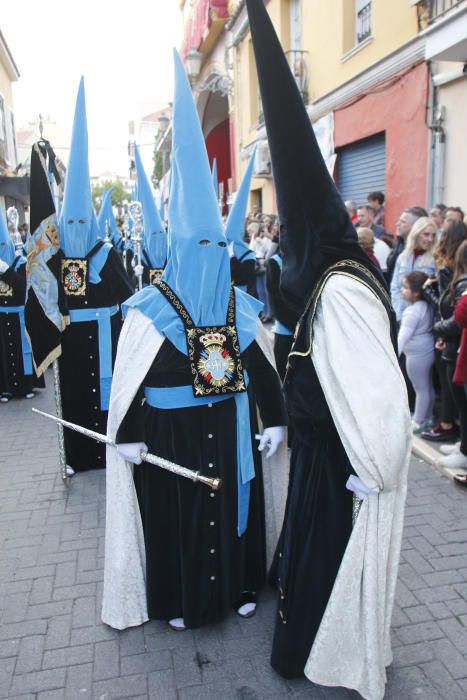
[336,133,386,207]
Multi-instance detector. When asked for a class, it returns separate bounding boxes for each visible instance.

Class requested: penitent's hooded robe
[246,1,411,698]
[102,49,288,631]
[57,77,132,472]
[0,212,34,398]
[133,143,168,285]
[225,148,257,295]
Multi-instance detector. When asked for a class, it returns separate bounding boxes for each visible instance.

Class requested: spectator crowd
[241,193,467,484]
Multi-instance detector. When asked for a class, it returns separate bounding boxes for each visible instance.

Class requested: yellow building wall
[301,0,419,102]
[233,0,290,212]
[0,64,14,105]
[232,0,420,214]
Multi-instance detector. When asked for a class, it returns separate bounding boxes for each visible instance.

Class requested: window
[0,95,8,165]
[356,0,372,44]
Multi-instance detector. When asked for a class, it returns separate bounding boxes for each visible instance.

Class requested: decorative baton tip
[211,477,222,491]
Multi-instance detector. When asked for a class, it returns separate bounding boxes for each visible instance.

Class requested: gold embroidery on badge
[61,259,88,296]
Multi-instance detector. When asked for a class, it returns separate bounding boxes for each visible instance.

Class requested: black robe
[265,255,300,381]
[0,259,34,398]
[230,255,257,297]
[270,261,397,679]
[59,245,133,471]
[116,337,286,628]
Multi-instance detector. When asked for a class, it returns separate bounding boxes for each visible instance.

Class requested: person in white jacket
[398,271,435,432]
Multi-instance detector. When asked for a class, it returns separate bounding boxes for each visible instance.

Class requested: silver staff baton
[32,408,222,491]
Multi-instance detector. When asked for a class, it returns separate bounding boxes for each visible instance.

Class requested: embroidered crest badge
[155,279,247,397]
[61,259,88,296]
[149,268,164,285]
[187,325,246,397]
[0,279,13,296]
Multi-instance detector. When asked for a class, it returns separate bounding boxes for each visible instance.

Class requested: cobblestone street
[1,375,467,699]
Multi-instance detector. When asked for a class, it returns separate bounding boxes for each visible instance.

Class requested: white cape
[304,275,412,700]
[102,308,288,630]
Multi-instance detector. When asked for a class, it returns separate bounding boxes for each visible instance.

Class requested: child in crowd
[398,271,435,433]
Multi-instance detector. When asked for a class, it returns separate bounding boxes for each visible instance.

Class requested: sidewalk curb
[412,435,459,482]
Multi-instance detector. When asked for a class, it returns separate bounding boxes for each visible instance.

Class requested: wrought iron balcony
[357,2,372,44]
[285,50,310,105]
[428,0,464,23]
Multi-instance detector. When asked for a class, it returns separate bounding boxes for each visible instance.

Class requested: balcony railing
[357,2,372,44]
[428,0,464,23]
[285,50,310,105]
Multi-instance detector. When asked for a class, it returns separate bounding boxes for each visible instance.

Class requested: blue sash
[0,306,33,376]
[144,372,254,537]
[69,305,119,410]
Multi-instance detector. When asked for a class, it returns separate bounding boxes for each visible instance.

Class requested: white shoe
[24,392,35,399]
[168,617,186,631]
[65,465,75,477]
[437,452,467,470]
[237,602,257,618]
[439,441,461,455]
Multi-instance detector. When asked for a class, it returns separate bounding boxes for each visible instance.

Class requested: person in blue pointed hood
[226,148,258,297]
[57,77,133,475]
[102,49,288,634]
[0,211,35,401]
[97,188,125,255]
[133,143,168,286]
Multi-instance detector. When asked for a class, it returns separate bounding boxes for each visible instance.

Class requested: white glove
[134,264,144,277]
[116,442,147,465]
[228,241,235,259]
[257,426,286,458]
[0,259,9,273]
[346,475,379,500]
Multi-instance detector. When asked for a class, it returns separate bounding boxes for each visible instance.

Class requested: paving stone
[93,639,120,680]
[414,585,460,604]
[396,621,445,645]
[403,604,434,624]
[92,673,148,699]
[0,657,15,699]
[438,617,467,654]
[15,635,45,674]
[420,661,466,700]
[120,649,172,675]
[42,643,94,669]
[392,641,435,667]
[9,668,66,696]
[29,576,54,605]
[64,662,93,699]
[0,619,47,641]
[44,614,72,650]
[148,669,177,700]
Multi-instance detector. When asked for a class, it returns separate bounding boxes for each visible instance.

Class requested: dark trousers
[452,381,467,455]
[435,351,458,425]
[399,353,416,413]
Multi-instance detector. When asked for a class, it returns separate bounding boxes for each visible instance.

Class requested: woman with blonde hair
[390,216,437,321]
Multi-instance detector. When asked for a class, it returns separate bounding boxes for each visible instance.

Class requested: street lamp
[185,48,202,86]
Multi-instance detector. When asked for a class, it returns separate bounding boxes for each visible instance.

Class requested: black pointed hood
[246,0,382,311]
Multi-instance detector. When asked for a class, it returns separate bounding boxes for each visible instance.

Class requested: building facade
[0,29,27,220]
[173,0,467,232]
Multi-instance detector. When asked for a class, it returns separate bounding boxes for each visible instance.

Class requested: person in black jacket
[422,222,467,442]
[430,236,467,468]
